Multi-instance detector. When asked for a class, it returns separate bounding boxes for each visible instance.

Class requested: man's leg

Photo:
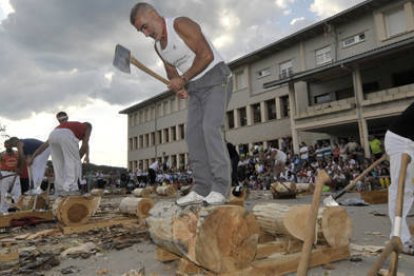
[60,133,81,192]
[201,78,232,196]
[31,147,51,189]
[49,131,65,196]
[185,94,212,197]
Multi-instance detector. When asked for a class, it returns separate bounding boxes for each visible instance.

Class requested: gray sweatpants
[186,62,233,197]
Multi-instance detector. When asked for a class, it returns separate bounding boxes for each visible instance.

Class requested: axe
[323,154,387,206]
[113,44,169,85]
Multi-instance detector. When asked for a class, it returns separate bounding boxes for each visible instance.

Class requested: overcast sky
[0,0,365,167]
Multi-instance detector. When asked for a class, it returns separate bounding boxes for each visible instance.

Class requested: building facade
[120,0,414,172]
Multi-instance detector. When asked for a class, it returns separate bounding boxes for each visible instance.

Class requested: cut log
[360,189,388,204]
[228,186,249,207]
[118,197,154,218]
[146,201,260,273]
[252,203,352,247]
[132,187,152,198]
[295,183,315,194]
[52,196,101,226]
[15,194,47,210]
[90,188,104,196]
[270,182,314,199]
[155,185,176,197]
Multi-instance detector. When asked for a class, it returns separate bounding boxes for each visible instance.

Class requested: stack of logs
[146,201,352,275]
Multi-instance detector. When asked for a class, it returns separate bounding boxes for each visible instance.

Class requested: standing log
[252,203,352,247]
[132,188,152,198]
[118,197,154,218]
[52,196,101,226]
[90,188,104,196]
[146,201,260,273]
[155,185,176,197]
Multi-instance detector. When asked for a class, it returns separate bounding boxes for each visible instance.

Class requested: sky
[0,0,366,167]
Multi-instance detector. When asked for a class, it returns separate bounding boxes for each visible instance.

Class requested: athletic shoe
[176,191,205,206]
[402,242,414,256]
[203,191,227,205]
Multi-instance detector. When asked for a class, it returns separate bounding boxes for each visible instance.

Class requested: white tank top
[155,17,223,81]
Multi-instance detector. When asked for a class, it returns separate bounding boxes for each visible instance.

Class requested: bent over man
[30,120,92,196]
[130,3,233,205]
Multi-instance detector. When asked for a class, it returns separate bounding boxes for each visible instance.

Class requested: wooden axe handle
[297,170,330,276]
[130,56,169,85]
[332,154,387,200]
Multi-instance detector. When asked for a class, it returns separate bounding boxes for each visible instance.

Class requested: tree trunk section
[146,201,260,273]
[252,203,351,247]
[118,197,154,218]
[52,196,101,226]
[155,185,176,197]
[132,187,153,198]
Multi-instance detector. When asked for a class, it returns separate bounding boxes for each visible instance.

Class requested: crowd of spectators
[236,136,389,192]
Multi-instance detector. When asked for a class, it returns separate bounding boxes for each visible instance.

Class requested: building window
[315,46,332,65]
[179,124,185,140]
[157,103,163,117]
[251,103,261,124]
[164,128,169,143]
[256,67,271,79]
[314,93,332,104]
[237,107,247,127]
[234,70,247,90]
[342,33,366,47]
[170,98,177,113]
[129,138,133,150]
[385,6,405,37]
[227,111,235,129]
[265,99,277,121]
[139,135,143,148]
[279,60,293,79]
[280,96,290,118]
[157,130,162,144]
[145,134,149,147]
[171,126,177,141]
[151,132,156,146]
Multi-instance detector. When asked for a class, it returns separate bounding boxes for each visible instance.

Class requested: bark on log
[146,201,260,273]
[52,196,101,226]
[132,187,153,198]
[155,185,176,197]
[118,197,154,218]
[15,195,47,210]
[252,203,352,247]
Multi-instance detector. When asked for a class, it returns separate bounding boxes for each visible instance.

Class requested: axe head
[323,195,339,207]
[113,44,131,73]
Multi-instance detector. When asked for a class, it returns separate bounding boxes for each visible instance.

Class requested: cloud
[310,0,366,19]
[290,17,305,26]
[275,0,295,9]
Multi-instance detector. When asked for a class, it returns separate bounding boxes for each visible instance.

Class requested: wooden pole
[297,170,330,276]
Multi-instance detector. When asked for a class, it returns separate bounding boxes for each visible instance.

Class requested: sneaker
[176,191,205,206]
[203,191,227,205]
[402,242,414,256]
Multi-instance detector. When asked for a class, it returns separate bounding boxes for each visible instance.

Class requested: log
[155,185,176,197]
[270,182,314,198]
[295,183,315,194]
[118,197,154,218]
[252,203,352,247]
[146,201,260,273]
[132,187,153,198]
[228,186,249,207]
[90,188,104,196]
[15,194,48,210]
[52,196,101,226]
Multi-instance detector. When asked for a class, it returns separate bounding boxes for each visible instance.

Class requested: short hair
[130,2,156,25]
[8,137,19,146]
[56,111,68,122]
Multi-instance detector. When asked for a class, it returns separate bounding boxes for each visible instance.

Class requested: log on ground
[252,203,352,247]
[132,187,153,198]
[146,201,260,273]
[155,185,176,197]
[52,196,101,226]
[118,197,154,218]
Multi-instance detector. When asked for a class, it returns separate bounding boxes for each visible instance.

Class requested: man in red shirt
[0,139,23,213]
[30,121,92,196]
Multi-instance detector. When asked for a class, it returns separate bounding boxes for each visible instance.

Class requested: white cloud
[310,0,365,19]
[275,0,295,9]
[0,0,14,21]
[290,17,305,26]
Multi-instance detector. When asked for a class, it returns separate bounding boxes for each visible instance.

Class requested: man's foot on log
[176,191,205,206]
